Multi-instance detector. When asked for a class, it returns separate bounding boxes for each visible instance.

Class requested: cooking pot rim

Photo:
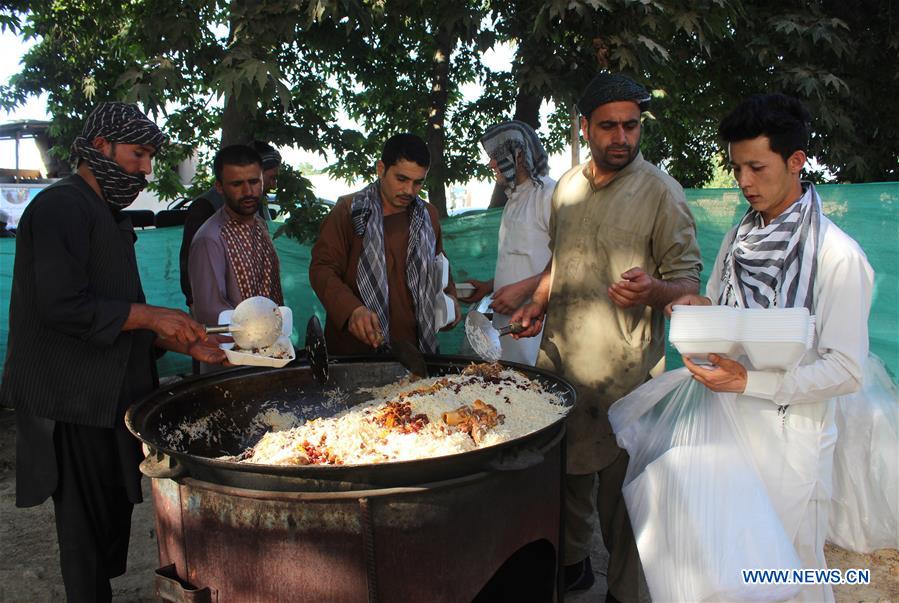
[126,355,575,482]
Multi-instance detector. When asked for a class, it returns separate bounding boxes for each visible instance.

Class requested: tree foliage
[1,0,895,240]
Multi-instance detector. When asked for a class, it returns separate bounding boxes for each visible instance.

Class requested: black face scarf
[70,102,167,209]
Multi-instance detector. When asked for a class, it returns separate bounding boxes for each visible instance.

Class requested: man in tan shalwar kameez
[512,73,702,602]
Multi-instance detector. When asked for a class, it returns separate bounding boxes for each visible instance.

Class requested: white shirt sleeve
[538,177,555,234]
[704,228,733,304]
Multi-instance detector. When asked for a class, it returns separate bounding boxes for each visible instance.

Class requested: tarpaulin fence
[1,182,896,380]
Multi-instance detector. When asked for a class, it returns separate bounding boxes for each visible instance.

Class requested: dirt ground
[0,406,896,602]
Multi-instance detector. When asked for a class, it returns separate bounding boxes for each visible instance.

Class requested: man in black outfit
[0,102,226,602]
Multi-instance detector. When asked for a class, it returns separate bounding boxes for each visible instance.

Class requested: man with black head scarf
[0,102,227,602]
[459,120,555,365]
[511,74,702,601]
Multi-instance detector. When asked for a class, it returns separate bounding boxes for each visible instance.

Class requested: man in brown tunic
[310,133,459,355]
[512,74,702,602]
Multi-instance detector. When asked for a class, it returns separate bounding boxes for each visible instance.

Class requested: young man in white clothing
[669,93,874,602]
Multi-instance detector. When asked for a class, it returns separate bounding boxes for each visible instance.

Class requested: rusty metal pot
[127,356,575,602]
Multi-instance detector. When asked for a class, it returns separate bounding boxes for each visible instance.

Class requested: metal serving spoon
[205,296,283,350]
[304,315,329,384]
[464,310,524,361]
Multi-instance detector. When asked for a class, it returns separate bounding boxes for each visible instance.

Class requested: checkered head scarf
[71,102,167,208]
[252,141,282,170]
[479,120,549,190]
[577,73,651,118]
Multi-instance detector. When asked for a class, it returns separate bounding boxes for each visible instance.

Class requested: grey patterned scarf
[479,120,549,189]
[351,182,440,354]
[719,182,821,311]
[70,102,167,208]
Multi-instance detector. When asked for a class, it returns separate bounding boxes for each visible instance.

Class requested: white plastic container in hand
[455,282,476,298]
[669,306,812,370]
[217,306,295,367]
[433,253,456,330]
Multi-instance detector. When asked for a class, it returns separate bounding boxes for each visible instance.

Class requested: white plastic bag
[609,369,801,602]
[828,354,899,553]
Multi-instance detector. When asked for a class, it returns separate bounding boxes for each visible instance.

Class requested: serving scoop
[304,315,329,384]
[205,296,284,349]
[464,310,523,361]
[390,339,428,378]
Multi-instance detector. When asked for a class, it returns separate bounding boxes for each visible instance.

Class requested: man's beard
[598,144,637,171]
[228,195,259,216]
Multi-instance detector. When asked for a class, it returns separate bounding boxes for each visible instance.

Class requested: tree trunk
[570,104,581,168]
[425,26,453,218]
[513,91,541,129]
[487,184,507,209]
[220,0,255,148]
[221,95,254,147]
[35,131,71,178]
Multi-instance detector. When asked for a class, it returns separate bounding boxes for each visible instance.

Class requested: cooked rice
[240,363,566,466]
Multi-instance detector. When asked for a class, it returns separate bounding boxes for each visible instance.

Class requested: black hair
[380,133,430,169]
[250,140,282,170]
[213,144,263,181]
[719,94,812,162]
[250,140,275,155]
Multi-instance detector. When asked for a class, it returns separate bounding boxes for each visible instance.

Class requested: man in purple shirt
[188,145,284,367]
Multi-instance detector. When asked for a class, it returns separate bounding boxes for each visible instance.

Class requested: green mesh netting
[1,182,896,381]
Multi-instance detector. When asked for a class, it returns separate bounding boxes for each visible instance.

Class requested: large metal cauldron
[126,356,575,602]
[127,356,575,491]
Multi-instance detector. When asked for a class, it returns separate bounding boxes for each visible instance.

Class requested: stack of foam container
[669,306,813,369]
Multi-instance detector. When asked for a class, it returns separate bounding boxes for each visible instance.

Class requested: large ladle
[304,315,329,384]
[205,296,283,350]
[465,310,524,362]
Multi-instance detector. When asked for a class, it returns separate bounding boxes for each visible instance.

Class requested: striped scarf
[479,120,549,189]
[351,182,440,354]
[70,102,167,208]
[719,183,821,311]
[220,216,284,305]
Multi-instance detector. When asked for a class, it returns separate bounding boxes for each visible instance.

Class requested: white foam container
[455,282,476,298]
[434,293,456,332]
[217,306,295,368]
[670,306,811,370]
[671,339,741,357]
[741,341,809,370]
[433,253,456,330]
